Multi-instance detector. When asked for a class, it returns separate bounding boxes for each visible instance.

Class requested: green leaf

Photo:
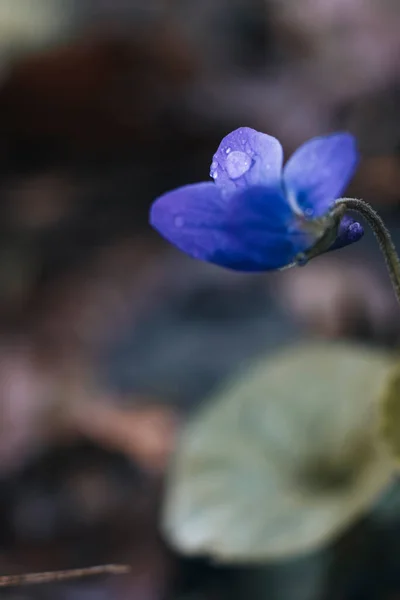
[163,341,395,562]
[379,358,400,462]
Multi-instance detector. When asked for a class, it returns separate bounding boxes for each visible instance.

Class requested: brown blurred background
[0,1,400,598]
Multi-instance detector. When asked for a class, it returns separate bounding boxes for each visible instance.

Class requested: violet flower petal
[283,133,359,218]
[150,182,316,271]
[210,127,283,196]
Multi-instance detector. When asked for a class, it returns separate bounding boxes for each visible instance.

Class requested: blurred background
[0,0,400,598]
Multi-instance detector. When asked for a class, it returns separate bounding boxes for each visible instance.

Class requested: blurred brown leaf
[68,400,179,474]
[0,24,196,157]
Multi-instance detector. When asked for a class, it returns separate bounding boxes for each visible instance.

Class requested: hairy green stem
[336,197,400,305]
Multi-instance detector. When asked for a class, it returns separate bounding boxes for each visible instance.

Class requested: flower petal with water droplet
[211,127,283,196]
[149,128,363,272]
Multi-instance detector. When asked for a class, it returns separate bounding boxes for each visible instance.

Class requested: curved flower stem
[336,197,400,305]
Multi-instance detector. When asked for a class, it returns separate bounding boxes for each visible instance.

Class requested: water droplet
[174,215,185,228]
[210,160,218,179]
[305,208,314,217]
[225,147,231,154]
[226,151,252,180]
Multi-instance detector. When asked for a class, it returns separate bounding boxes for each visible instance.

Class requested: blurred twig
[0,564,130,587]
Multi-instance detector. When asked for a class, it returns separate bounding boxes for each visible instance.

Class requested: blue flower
[149,127,363,271]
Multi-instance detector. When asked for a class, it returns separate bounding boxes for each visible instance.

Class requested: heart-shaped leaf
[379,359,400,461]
[163,342,395,562]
